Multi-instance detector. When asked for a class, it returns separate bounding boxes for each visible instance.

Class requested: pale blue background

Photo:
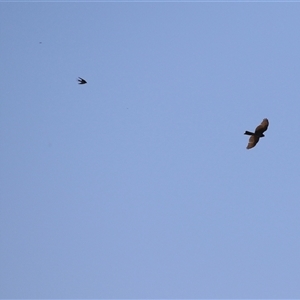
[1,2,300,298]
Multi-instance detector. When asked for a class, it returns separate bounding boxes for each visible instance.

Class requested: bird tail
[244,131,254,136]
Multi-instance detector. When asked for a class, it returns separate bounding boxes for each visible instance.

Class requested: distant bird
[77,77,87,84]
[244,118,269,149]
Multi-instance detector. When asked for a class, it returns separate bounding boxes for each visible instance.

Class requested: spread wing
[255,118,269,135]
[246,135,260,149]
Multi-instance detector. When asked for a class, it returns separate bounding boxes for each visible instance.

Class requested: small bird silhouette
[244,118,269,149]
[77,77,87,84]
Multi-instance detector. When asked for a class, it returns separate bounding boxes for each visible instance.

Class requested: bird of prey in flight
[77,77,87,84]
[244,118,269,149]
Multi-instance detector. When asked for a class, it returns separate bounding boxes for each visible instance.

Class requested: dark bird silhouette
[244,118,269,149]
[77,77,87,84]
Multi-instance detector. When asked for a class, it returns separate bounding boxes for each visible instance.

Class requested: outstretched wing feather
[246,135,259,149]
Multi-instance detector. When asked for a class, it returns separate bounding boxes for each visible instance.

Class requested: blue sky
[1,2,300,299]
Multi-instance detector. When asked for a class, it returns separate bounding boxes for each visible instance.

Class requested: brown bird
[244,118,269,149]
[77,77,87,84]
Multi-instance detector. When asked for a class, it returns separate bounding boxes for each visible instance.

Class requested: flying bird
[77,77,87,84]
[244,118,269,149]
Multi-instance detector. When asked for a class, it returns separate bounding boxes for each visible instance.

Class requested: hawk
[77,77,87,84]
[244,118,269,149]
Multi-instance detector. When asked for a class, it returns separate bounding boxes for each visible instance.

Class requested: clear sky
[1,2,300,299]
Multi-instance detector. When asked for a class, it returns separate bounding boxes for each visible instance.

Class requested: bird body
[244,118,269,149]
[77,77,87,84]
